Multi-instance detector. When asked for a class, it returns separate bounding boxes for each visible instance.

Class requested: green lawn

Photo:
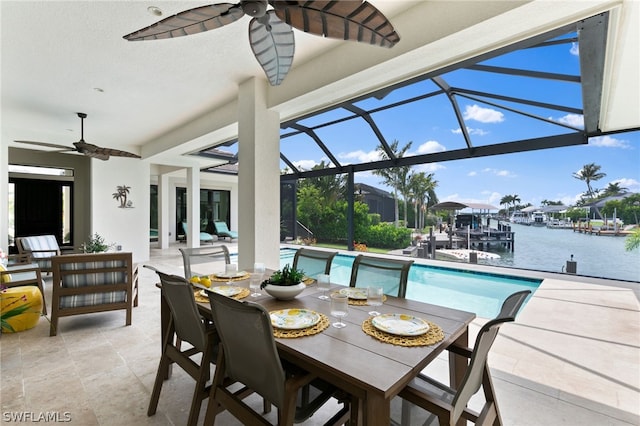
[312,243,390,254]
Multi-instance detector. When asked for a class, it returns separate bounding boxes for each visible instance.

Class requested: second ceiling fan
[123,0,400,86]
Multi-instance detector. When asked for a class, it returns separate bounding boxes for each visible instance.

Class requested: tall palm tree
[408,172,438,229]
[601,182,628,197]
[500,195,513,217]
[299,161,346,203]
[372,140,412,227]
[573,163,606,199]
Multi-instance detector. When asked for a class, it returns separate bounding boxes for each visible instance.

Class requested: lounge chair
[181,222,217,244]
[213,221,238,240]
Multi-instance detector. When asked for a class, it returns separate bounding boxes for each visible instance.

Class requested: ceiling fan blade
[14,140,76,151]
[123,3,244,41]
[249,11,295,86]
[73,141,141,161]
[271,0,400,48]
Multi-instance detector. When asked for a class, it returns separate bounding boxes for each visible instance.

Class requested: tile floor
[1,244,638,425]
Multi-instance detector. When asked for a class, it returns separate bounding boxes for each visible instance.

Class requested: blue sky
[279,35,640,208]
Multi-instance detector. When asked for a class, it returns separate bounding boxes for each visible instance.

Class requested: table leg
[449,327,469,426]
[363,392,389,426]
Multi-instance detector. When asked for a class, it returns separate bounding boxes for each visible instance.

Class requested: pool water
[279,249,540,319]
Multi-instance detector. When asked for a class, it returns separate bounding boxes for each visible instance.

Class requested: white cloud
[570,42,579,56]
[480,168,516,178]
[337,149,379,163]
[451,127,489,136]
[468,171,477,177]
[589,135,631,149]
[463,104,504,123]
[292,159,318,170]
[415,163,445,173]
[416,140,446,154]
[556,113,584,127]
[612,178,640,191]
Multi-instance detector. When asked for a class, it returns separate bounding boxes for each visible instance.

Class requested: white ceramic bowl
[264,283,306,300]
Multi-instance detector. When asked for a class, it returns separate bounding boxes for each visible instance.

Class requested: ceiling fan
[123,0,400,86]
[14,113,141,161]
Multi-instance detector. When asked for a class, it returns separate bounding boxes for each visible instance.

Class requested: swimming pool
[279,248,540,319]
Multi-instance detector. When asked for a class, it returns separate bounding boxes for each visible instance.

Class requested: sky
[278,32,640,210]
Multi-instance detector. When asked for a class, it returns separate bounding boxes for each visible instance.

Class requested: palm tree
[372,140,412,227]
[408,172,438,230]
[113,185,131,208]
[601,182,628,197]
[299,161,346,203]
[500,195,513,217]
[573,163,606,199]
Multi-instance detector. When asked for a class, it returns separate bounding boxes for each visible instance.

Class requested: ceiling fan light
[242,0,267,17]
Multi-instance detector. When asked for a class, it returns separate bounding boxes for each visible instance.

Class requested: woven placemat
[272,313,330,339]
[303,277,315,286]
[361,317,444,347]
[329,290,387,306]
[210,272,251,282]
[193,287,250,303]
[347,295,388,306]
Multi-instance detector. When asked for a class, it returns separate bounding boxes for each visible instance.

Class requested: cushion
[0,264,11,283]
[58,259,128,308]
[20,235,59,258]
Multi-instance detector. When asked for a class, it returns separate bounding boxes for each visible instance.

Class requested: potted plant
[82,233,112,253]
[260,264,306,300]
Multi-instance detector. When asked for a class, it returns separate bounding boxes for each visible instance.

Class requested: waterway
[464,223,639,282]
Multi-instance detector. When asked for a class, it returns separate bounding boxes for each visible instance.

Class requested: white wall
[91,158,150,262]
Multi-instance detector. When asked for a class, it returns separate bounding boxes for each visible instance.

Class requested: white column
[186,166,200,249]
[237,78,280,270]
[0,143,8,251]
[158,173,170,249]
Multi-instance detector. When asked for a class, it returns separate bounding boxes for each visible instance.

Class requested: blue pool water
[279,249,540,319]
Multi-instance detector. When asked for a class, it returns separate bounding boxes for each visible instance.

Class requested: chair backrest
[349,254,413,298]
[208,291,286,408]
[151,267,209,352]
[451,290,531,422]
[179,246,230,279]
[292,248,337,278]
[214,221,231,233]
[16,235,61,258]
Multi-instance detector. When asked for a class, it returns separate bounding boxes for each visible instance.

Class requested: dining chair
[292,248,337,278]
[179,245,230,280]
[349,254,414,298]
[204,291,351,426]
[145,267,219,426]
[394,290,532,426]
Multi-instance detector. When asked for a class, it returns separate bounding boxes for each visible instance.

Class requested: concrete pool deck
[1,242,638,425]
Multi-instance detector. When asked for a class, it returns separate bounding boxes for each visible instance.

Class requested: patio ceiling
[201,8,639,180]
[2,1,638,173]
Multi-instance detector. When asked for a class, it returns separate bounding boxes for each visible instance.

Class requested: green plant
[260,265,305,288]
[82,233,111,253]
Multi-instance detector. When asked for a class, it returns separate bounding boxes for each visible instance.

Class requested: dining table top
[183,269,476,425]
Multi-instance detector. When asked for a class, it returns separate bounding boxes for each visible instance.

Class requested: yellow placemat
[361,317,444,347]
[193,287,250,303]
[272,313,330,338]
[210,272,251,282]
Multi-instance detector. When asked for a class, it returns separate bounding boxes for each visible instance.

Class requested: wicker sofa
[49,252,139,336]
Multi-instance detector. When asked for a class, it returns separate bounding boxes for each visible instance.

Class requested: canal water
[469,223,639,282]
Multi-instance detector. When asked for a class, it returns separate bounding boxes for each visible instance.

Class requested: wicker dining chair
[349,254,414,298]
[292,248,337,278]
[204,291,351,426]
[395,290,531,426]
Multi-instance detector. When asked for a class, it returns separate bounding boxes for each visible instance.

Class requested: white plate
[270,309,321,330]
[210,285,243,297]
[214,271,247,279]
[339,287,367,300]
[371,314,430,336]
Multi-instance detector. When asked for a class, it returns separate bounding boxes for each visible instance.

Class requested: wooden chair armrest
[8,253,32,264]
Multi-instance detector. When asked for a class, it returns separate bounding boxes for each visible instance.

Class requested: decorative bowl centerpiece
[260,265,306,300]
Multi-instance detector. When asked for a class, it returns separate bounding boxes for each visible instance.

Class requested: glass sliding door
[176,187,230,241]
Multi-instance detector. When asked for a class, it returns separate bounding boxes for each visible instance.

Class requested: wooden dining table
[156,271,476,426]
